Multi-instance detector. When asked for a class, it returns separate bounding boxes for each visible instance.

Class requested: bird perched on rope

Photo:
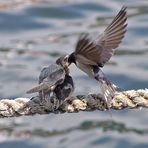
[26,55,74,110]
[67,6,127,108]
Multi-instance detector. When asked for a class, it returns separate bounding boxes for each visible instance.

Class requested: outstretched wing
[75,6,127,67]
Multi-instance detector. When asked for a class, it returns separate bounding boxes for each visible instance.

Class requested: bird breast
[76,62,95,79]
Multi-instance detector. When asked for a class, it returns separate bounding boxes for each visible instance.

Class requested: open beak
[64,55,71,67]
[67,61,71,67]
[62,55,70,74]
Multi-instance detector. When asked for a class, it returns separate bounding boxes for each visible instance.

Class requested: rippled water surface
[0,0,148,148]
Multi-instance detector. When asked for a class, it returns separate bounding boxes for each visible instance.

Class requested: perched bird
[26,55,74,108]
[54,74,74,101]
[67,6,127,107]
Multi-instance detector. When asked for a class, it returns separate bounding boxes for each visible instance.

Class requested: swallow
[67,6,127,107]
[54,74,74,101]
[26,55,74,106]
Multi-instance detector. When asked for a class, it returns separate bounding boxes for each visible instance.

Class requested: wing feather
[26,64,65,94]
[74,6,127,67]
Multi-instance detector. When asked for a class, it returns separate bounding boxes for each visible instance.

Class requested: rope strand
[0,89,147,118]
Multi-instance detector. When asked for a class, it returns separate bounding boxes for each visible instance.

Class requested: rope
[0,88,148,118]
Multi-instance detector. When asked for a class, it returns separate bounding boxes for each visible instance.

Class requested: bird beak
[67,61,71,67]
[64,55,71,67]
[62,55,70,74]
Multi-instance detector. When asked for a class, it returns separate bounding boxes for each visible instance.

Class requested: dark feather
[26,64,65,94]
[54,75,74,101]
[75,6,127,67]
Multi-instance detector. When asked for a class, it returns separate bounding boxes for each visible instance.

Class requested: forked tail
[94,68,121,108]
[99,78,121,108]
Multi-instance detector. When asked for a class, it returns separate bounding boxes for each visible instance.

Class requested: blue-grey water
[0,0,148,148]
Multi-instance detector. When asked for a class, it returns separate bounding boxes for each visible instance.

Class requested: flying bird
[26,55,74,108]
[67,6,127,107]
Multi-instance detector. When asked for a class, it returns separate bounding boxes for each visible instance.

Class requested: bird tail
[94,68,121,108]
[99,78,121,108]
[26,83,48,94]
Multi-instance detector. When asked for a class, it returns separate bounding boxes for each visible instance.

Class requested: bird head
[56,55,70,74]
[67,52,76,65]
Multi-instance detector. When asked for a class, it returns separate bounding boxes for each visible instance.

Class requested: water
[0,0,148,148]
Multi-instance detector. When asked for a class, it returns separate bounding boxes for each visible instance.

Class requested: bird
[67,6,127,107]
[54,74,74,102]
[26,55,74,109]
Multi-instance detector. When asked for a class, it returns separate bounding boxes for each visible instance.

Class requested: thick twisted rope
[0,89,148,118]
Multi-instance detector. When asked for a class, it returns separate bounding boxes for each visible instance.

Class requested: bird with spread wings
[67,6,127,107]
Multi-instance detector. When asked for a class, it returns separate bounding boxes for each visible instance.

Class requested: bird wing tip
[26,89,34,94]
[121,5,127,11]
